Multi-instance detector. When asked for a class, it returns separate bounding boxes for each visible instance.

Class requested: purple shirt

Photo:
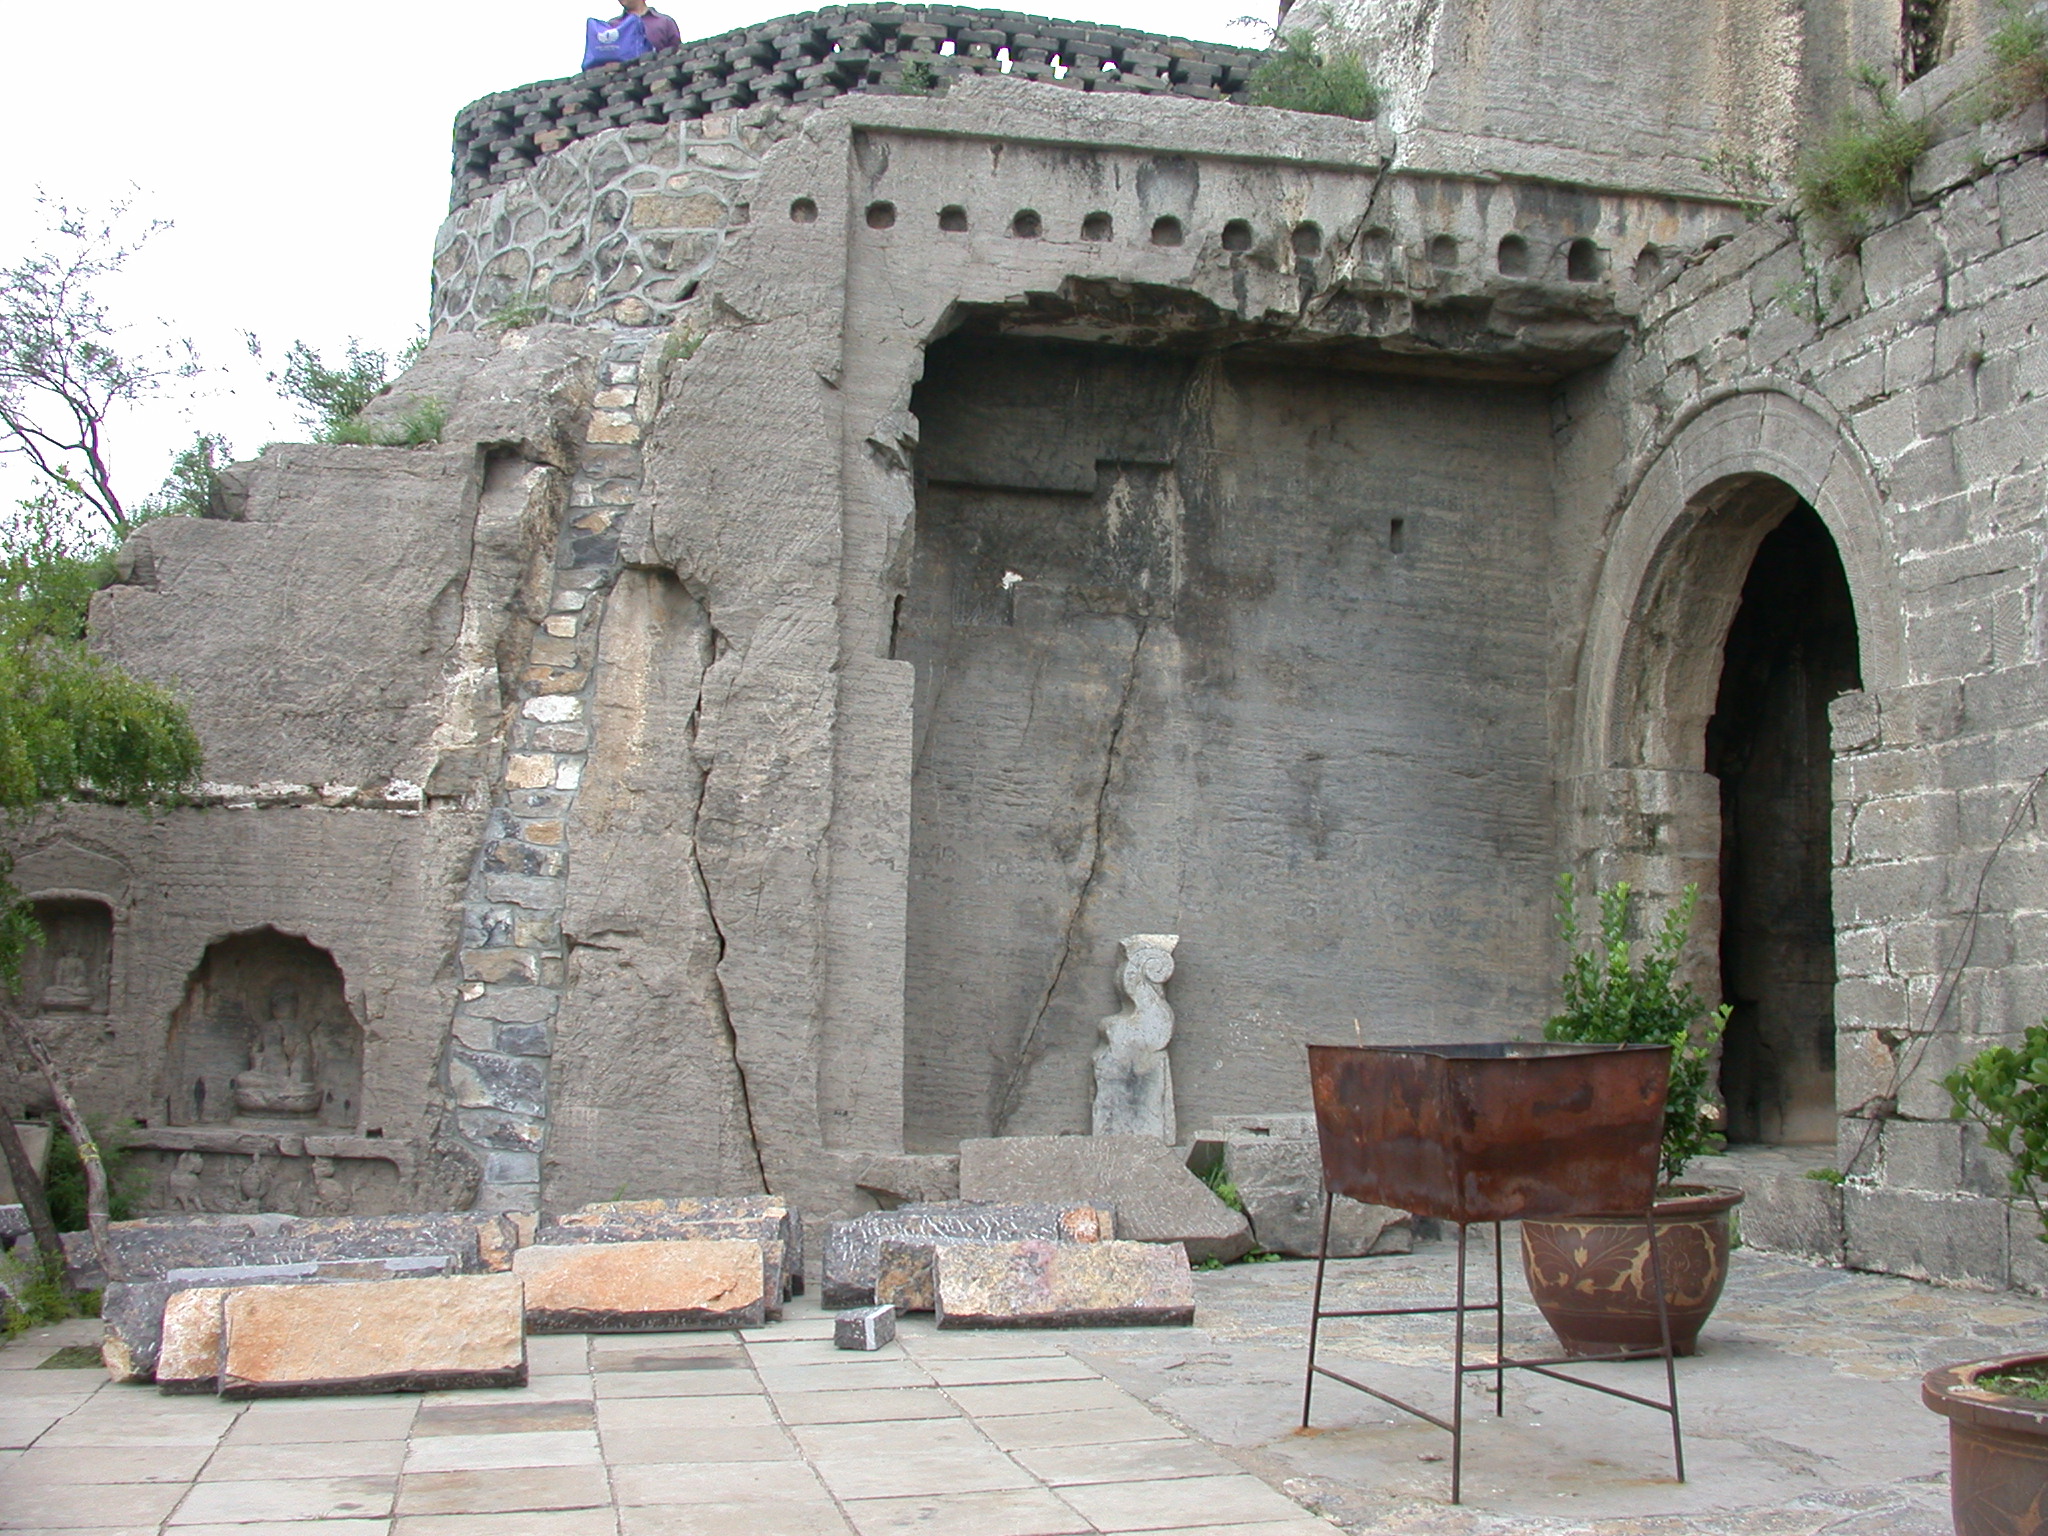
[633,9,681,49]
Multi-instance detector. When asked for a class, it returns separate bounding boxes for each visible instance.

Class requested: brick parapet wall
[450,5,1263,211]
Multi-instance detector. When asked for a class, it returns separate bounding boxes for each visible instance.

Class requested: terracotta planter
[1924,1353,2048,1536]
[1519,1184,1744,1358]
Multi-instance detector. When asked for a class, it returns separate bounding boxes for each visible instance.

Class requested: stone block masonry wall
[450,6,1262,209]
[1552,68,2048,1289]
[433,112,791,333]
[445,331,658,1211]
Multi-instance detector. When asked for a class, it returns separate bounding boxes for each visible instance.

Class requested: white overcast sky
[0,0,1264,515]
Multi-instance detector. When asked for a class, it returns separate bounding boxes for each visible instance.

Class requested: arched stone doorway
[1567,391,1906,1159]
[1704,503,1862,1144]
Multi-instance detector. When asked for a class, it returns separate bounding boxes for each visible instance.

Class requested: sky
[0,0,1268,516]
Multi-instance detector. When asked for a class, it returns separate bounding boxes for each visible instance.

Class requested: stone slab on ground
[556,1196,803,1291]
[834,1303,897,1350]
[100,1253,460,1383]
[218,1273,526,1397]
[1222,1129,1409,1258]
[91,1211,524,1283]
[821,1201,1115,1309]
[874,1234,954,1313]
[154,1286,229,1394]
[513,1238,767,1331]
[538,1214,790,1308]
[960,1137,1253,1264]
[934,1238,1195,1329]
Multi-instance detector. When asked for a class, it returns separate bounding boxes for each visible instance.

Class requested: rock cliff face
[11,6,2048,1291]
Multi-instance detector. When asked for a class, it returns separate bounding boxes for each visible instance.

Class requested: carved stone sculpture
[168,1152,206,1213]
[233,984,322,1117]
[1092,934,1180,1141]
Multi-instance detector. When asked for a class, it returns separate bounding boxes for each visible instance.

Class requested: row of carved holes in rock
[802,198,1639,281]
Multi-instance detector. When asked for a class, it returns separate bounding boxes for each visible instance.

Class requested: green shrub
[1248,28,1380,121]
[1795,70,1931,234]
[1544,875,1730,1184]
[1945,1022,2048,1242]
[42,1122,146,1231]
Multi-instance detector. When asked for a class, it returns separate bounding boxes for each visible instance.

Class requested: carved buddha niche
[18,900,112,1015]
[165,930,364,1130]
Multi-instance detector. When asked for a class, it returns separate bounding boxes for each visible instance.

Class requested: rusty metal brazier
[1302,1041,1684,1504]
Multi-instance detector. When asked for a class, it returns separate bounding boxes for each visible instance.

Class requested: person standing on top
[583,0,681,69]
[615,0,681,50]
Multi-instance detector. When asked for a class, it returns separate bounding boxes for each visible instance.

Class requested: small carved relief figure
[311,1156,351,1215]
[232,984,321,1117]
[39,941,93,1012]
[1092,933,1180,1142]
[236,1150,271,1213]
[167,1152,206,1212]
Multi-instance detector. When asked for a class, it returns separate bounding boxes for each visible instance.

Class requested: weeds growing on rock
[0,1252,98,1341]
[1795,67,1932,238]
[1980,0,2048,116]
[322,397,447,448]
[1248,24,1380,121]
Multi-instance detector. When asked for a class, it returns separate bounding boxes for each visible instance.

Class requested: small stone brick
[514,1238,767,1331]
[834,1304,897,1350]
[933,1239,1194,1329]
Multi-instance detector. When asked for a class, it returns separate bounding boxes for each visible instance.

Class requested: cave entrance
[1705,502,1862,1145]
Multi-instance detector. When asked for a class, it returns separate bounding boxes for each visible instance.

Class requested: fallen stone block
[540,1214,791,1309]
[559,1198,803,1295]
[95,1212,523,1284]
[514,1239,767,1332]
[101,1254,459,1383]
[1221,1130,1409,1258]
[873,1235,949,1313]
[959,1137,1252,1265]
[156,1288,229,1394]
[822,1202,1114,1309]
[933,1239,1194,1329]
[835,1304,897,1350]
[0,1203,29,1253]
[219,1274,526,1398]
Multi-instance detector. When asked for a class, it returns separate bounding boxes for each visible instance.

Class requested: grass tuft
[1795,68,1931,237]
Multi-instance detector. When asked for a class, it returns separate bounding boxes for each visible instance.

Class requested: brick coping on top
[450,4,1270,208]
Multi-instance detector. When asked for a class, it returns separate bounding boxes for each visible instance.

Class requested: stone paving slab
[6,1237,2042,1533]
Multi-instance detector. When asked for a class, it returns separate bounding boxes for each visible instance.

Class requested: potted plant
[1923,1023,2048,1536]
[1518,875,1742,1357]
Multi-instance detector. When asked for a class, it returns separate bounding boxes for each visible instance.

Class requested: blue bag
[583,13,649,69]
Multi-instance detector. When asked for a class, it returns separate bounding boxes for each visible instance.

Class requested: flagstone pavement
[1,1233,2043,1535]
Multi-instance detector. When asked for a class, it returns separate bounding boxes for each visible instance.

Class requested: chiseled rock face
[513,1239,767,1332]
[959,1137,1252,1265]
[218,1274,526,1398]
[821,1202,1114,1310]
[933,1239,1194,1329]
[156,1287,229,1394]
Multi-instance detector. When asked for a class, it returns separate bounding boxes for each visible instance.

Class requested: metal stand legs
[1299,1193,1686,1503]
